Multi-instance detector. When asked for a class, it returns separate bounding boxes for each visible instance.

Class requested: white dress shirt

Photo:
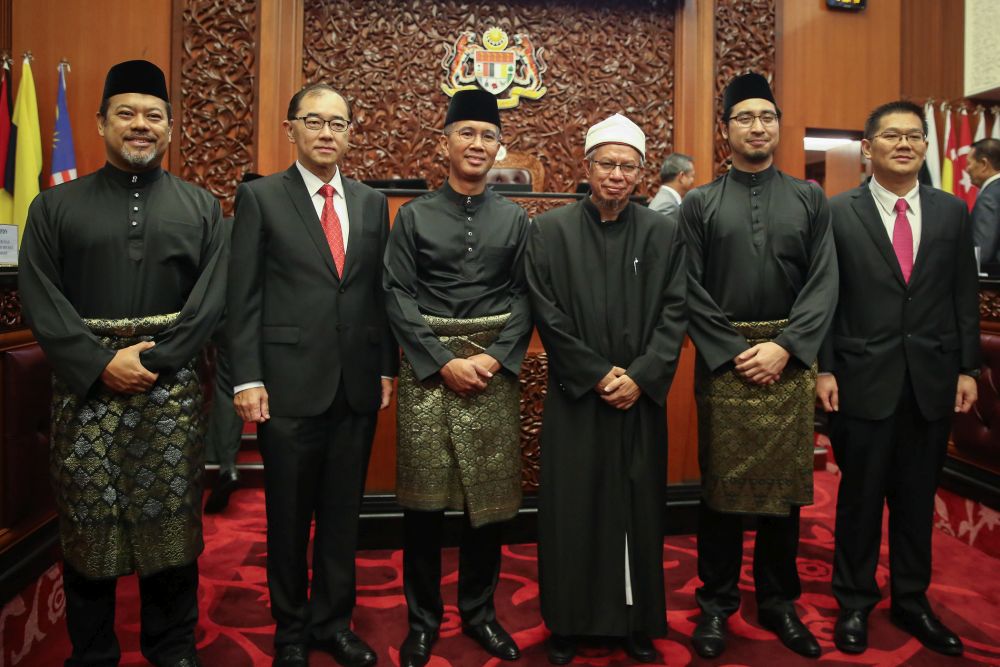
[869,176,921,259]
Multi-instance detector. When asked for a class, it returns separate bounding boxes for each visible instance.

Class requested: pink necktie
[892,198,913,283]
[318,184,346,276]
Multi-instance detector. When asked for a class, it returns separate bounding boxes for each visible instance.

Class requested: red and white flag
[955,109,977,210]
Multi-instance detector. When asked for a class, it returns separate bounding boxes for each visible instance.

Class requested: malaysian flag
[50,61,77,186]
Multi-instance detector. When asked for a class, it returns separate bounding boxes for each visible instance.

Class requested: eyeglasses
[590,160,641,177]
[728,111,780,128]
[448,127,501,147]
[294,116,350,133]
[872,131,926,145]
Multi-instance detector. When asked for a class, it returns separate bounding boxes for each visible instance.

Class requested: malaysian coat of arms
[441,27,547,109]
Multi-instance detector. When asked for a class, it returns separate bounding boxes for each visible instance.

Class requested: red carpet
[5,471,1000,666]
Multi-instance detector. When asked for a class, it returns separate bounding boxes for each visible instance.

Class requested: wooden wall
[11,0,174,182]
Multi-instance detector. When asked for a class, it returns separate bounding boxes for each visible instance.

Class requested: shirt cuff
[233,380,264,396]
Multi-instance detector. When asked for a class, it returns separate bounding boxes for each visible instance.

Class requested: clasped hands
[440,353,500,397]
[101,341,159,394]
[733,341,789,386]
[595,366,641,410]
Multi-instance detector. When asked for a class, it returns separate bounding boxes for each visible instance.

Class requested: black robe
[682,165,837,371]
[18,163,228,395]
[526,198,687,637]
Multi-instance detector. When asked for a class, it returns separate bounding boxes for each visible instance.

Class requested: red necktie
[892,198,913,283]
[318,184,345,276]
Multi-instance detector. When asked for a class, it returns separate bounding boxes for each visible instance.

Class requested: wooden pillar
[673,0,717,190]
[254,0,303,176]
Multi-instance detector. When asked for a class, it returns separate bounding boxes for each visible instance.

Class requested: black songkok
[102,60,169,103]
[444,89,501,130]
[722,72,777,119]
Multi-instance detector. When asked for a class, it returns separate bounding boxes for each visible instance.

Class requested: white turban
[584,113,646,160]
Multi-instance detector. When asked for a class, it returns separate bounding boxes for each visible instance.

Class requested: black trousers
[258,382,376,647]
[695,502,802,617]
[62,561,198,667]
[403,509,502,633]
[204,338,243,476]
[830,379,951,615]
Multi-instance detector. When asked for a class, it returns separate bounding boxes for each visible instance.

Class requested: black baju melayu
[18,163,227,666]
[527,199,687,637]
[682,164,837,617]
[383,181,532,633]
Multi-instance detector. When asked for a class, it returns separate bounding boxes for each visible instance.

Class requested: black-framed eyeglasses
[590,160,641,177]
[294,116,350,133]
[872,131,926,145]
[727,111,780,128]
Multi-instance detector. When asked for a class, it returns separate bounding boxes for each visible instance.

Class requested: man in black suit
[968,138,1000,268]
[227,84,397,667]
[818,100,980,657]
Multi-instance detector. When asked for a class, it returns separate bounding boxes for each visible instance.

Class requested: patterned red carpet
[5,471,1000,666]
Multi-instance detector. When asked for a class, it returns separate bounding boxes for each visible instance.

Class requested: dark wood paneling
[901,0,964,103]
[301,0,676,198]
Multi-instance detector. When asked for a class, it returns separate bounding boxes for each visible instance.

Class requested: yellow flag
[12,56,42,247]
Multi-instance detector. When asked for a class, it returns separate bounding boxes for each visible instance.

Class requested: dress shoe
[463,621,521,660]
[546,634,576,665]
[890,609,963,656]
[204,469,239,514]
[159,656,202,667]
[834,609,869,654]
[273,643,308,667]
[399,630,437,667]
[622,632,658,663]
[316,629,377,667]
[691,614,726,658]
[759,610,820,658]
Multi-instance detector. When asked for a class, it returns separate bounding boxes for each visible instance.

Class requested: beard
[120,143,159,168]
[591,193,628,211]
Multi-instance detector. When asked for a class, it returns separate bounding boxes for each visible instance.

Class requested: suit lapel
[908,185,939,287]
[282,165,340,280]
[340,177,365,283]
[850,185,907,287]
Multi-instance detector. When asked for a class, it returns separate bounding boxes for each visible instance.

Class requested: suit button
[335,324,342,332]
[339,287,346,294]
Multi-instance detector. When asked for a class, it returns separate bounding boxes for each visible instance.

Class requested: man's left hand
[467,353,501,375]
[955,374,978,413]
[602,373,641,410]
[380,377,395,410]
[735,342,790,385]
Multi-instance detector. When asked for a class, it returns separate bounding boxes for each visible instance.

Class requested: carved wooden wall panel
[302,0,676,197]
[518,352,547,491]
[177,0,257,213]
[713,0,776,175]
[0,284,22,333]
[980,289,1000,322]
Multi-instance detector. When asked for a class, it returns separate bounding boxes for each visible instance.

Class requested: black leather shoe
[547,634,576,665]
[204,469,239,514]
[159,656,202,667]
[623,632,658,663]
[400,630,437,667]
[691,615,726,658]
[273,643,308,667]
[890,610,963,656]
[759,610,820,658]
[316,629,376,667]
[463,621,521,660]
[834,609,869,654]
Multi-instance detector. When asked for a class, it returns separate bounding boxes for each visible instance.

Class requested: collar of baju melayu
[102,161,165,188]
[728,163,776,186]
[583,194,630,226]
[442,179,491,214]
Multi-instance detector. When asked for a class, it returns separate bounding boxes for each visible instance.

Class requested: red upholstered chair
[950,330,1000,476]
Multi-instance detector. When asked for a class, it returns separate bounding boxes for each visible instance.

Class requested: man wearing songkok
[683,72,838,660]
[384,88,531,667]
[18,59,227,667]
[818,100,979,657]
[227,84,395,667]
[526,113,687,665]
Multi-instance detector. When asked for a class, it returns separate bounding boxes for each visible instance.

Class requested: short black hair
[971,138,1000,171]
[98,97,173,122]
[864,100,926,139]
[659,153,693,183]
[286,83,352,121]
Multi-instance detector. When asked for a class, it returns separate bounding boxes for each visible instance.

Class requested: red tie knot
[894,198,908,214]
[319,183,336,199]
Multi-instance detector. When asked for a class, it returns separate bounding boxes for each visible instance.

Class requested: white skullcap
[584,113,646,160]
